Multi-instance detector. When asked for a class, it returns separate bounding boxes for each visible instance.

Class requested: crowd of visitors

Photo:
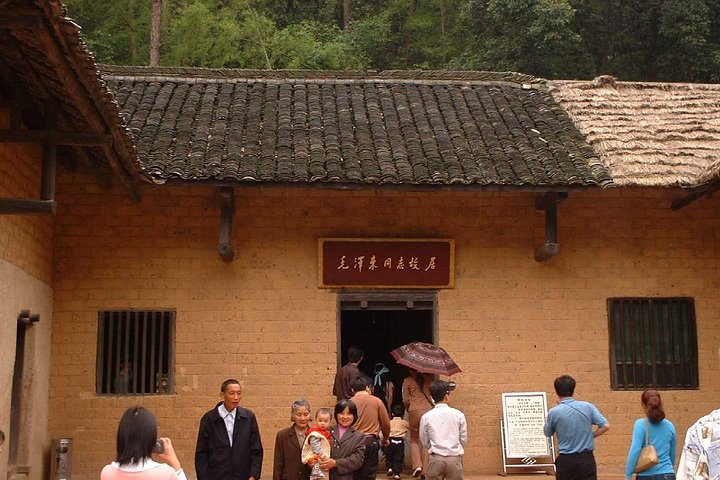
[89,347,718,480]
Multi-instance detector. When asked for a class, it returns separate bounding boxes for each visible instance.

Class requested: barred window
[608,298,698,390]
[97,310,175,395]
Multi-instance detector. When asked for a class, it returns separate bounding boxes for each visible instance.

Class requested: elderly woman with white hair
[273,399,312,480]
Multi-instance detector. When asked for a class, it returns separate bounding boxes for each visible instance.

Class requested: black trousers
[555,451,597,480]
[354,435,381,480]
[385,438,405,474]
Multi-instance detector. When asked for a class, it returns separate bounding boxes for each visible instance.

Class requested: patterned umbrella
[391,342,461,376]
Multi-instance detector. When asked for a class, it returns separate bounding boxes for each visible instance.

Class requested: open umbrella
[391,341,461,376]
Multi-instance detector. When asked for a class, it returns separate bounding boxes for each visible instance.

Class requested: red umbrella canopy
[391,342,461,376]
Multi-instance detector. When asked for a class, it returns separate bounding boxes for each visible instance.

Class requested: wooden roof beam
[217,187,235,262]
[0,198,55,215]
[0,103,60,216]
[1,74,127,198]
[0,129,113,146]
[33,25,141,200]
[10,88,22,129]
[40,103,58,201]
[0,9,43,30]
[534,192,568,262]
[74,147,113,190]
[671,184,720,210]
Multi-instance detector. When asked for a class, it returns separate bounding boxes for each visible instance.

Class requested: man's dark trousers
[555,451,597,480]
[353,435,380,480]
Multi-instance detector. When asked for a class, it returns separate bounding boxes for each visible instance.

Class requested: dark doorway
[339,292,435,411]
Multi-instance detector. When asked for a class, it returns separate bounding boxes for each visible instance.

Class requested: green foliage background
[66,0,720,81]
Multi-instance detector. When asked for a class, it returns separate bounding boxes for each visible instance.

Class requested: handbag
[634,418,659,473]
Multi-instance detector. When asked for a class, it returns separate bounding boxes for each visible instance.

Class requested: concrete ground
[389,471,626,480]
[462,475,625,480]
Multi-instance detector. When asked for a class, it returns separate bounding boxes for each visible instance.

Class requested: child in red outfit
[302,408,332,480]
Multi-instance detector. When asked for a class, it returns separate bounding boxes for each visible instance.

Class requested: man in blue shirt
[544,375,610,480]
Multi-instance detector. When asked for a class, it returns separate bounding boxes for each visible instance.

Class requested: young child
[385,404,409,480]
[302,408,332,480]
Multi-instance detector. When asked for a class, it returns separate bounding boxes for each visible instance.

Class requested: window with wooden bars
[97,310,175,395]
[608,298,698,390]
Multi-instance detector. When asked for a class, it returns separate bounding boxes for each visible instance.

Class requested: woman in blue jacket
[624,390,677,480]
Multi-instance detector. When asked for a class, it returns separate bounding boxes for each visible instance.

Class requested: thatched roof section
[549,76,720,187]
[0,0,146,196]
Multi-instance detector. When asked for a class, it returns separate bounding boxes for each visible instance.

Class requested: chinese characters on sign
[319,239,454,288]
[502,392,552,458]
[336,254,436,273]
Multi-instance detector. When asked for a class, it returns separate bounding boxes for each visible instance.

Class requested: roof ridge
[550,76,720,90]
[102,74,544,90]
[98,65,545,86]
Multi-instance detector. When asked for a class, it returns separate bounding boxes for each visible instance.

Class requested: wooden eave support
[0,129,113,146]
[0,198,55,215]
[0,9,44,30]
[671,183,720,210]
[534,192,568,262]
[217,187,235,262]
[0,102,58,215]
[74,146,112,190]
[30,22,142,201]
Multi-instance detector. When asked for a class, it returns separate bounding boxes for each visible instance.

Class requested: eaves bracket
[534,192,568,262]
[0,96,58,215]
[217,187,235,262]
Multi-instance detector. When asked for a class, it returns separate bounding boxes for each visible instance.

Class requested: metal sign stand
[499,418,556,476]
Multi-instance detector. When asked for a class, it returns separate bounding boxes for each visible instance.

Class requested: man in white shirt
[419,381,467,480]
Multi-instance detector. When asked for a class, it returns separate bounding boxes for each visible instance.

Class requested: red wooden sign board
[318,238,455,289]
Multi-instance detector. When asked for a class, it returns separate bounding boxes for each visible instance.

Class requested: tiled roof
[550,76,720,187]
[100,66,612,188]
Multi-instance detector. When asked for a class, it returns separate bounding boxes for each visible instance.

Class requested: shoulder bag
[634,418,659,473]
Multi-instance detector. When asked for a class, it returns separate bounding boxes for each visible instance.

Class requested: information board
[501,391,552,459]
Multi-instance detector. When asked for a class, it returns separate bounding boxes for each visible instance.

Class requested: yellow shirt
[389,417,409,439]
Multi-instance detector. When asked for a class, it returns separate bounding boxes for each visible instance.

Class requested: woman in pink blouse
[101,406,188,480]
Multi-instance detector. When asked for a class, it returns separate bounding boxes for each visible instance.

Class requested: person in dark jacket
[333,346,363,402]
[273,398,312,480]
[195,379,263,480]
[318,399,366,480]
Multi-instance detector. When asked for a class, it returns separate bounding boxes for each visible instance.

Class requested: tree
[454,0,595,78]
[342,0,350,29]
[150,0,162,66]
[164,0,367,69]
[573,0,720,81]
[65,0,720,81]
[655,0,719,81]
[66,0,152,64]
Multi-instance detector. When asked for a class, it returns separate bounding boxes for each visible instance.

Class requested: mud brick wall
[48,171,720,478]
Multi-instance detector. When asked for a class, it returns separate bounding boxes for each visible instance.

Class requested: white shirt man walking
[419,380,467,480]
